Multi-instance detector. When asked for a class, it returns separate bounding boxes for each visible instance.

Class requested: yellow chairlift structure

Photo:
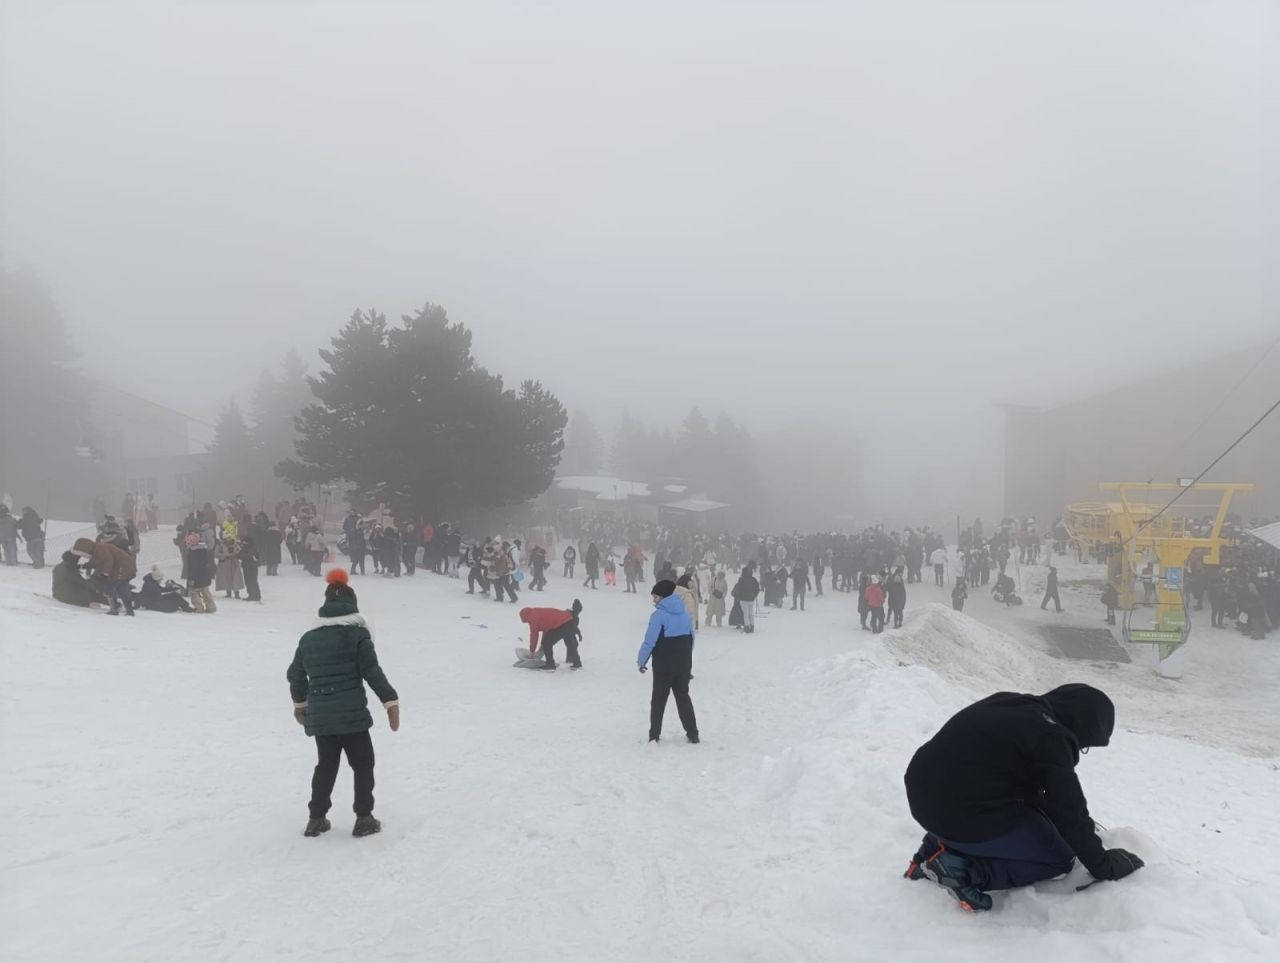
[1086,482,1253,660]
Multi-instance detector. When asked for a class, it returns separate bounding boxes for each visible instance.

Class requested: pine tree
[278,305,568,519]
[199,401,258,502]
[562,410,605,475]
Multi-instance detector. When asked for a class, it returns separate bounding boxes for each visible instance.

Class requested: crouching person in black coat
[902,684,1143,911]
[288,569,400,838]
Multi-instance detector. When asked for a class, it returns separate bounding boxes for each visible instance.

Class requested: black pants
[1041,589,1062,612]
[564,561,575,577]
[351,552,365,575]
[792,588,806,611]
[649,643,697,739]
[934,565,945,587]
[1211,605,1224,628]
[541,626,581,667]
[937,809,1075,891]
[468,570,488,594]
[402,548,416,575]
[890,603,903,627]
[243,562,261,601]
[106,578,135,614]
[870,605,885,633]
[309,730,375,818]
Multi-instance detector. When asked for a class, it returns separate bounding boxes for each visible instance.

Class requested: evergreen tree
[278,304,567,519]
[249,350,312,502]
[0,268,106,515]
[200,401,258,501]
[562,410,605,475]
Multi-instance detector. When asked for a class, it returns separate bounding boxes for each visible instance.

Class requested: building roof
[555,475,651,501]
[1249,522,1280,552]
[662,497,730,514]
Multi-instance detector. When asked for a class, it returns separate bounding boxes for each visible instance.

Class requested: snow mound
[882,603,1055,694]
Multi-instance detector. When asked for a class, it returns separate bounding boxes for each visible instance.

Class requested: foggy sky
[2,1,1277,518]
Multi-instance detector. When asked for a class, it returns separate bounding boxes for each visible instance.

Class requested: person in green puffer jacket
[287,568,400,838]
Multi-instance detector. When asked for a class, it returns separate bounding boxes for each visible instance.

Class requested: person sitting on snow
[519,600,584,669]
[902,683,1144,911]
[52,550,104,607]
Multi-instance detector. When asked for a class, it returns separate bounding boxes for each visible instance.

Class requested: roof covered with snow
[1249,522,1280,551]
[554,475,651,501]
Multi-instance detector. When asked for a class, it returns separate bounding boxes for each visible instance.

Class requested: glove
[293,703,307,726]
[1099,848,1145,881]
[386,702,400,732]
[639,665,647,674]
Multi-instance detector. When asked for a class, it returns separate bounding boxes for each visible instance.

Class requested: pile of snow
[881,603,1055,694]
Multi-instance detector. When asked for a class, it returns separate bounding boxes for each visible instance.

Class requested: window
[175,473,195,495]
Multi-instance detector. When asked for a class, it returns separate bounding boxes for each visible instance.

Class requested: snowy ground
[1,527,1277,961]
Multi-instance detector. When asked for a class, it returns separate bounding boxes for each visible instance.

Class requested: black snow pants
[936,809,1075,891]
[309,730,375,819]
[541,624,581,668]
[649,640,698,740]
[243,562,261,601]
[1040,589,1062,613]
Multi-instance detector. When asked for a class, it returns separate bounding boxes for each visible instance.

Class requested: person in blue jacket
[636,579,699,744]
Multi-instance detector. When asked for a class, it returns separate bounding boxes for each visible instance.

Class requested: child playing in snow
[288,569,400,838]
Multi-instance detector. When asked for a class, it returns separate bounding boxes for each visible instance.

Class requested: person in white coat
[930,547,948,588]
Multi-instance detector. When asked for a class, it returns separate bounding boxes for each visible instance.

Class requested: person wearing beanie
[287,569,400,838]
[902,684,1143,912]
[52,550,101,607]
[519,599,585,669]
[635,580,699,743]
[185,531,216,613]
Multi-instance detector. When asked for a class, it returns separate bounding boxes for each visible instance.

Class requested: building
[1003,344,1280,525]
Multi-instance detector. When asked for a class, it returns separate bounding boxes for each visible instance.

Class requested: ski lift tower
[1098,481,1253,667]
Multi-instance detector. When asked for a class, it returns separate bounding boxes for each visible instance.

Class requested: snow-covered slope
[0,528,1276,961]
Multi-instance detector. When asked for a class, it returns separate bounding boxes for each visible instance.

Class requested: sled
[513,646,553,670]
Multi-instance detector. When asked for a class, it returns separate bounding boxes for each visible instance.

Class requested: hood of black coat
[318,598,359,618]
[1041,683,1115,748]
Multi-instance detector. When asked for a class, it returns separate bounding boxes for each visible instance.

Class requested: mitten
[293,703,307,725]
[386,701,400,732]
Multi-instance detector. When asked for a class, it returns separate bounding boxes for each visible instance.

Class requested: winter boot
[304,817,331,837]
[686,733,700,744]
[648,734,660,743]
[921,846,993,912]
[352,815,382,837]
[904,833,940,880]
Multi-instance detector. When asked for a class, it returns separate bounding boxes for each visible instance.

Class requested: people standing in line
[865,575,887,634]
[1041,565,1063,613]
[731,564,760,634]
[563,544,577,578]
[288,569,400,839]
[887,567,907,628]
[636,580,699,744]
[952,577,968,612]
[17,506,46,568]
[706,569,728,627]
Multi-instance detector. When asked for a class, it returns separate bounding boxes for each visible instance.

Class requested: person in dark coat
[136,565,194,612]
[1041,566,1063,613]
[71,536,136,615]
[0,504,20,565]
[400,523,420,576]
[887,568,907,628]
[288,569,400,838]
[903,684,1143,911]
[18,507,46,568]
[1101,582,1118,625]
[528,545,548,591]
[262,522,284,576]
[731,565,760,634]
[52,551,101,607]
[563,544,577,578]
[241,535,262,602]
[790,559,811,611]
[186,531,216,613]
[636,580,698,743]
[583,543,601,590]
[951,578,968,612]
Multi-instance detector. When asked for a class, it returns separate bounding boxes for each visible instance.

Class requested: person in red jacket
[864,575,887,634]
[519,600,584,669]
